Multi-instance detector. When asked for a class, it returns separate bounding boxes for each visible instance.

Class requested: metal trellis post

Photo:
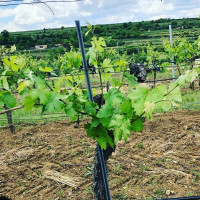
[75,20,111,200]
[169,25,175,82]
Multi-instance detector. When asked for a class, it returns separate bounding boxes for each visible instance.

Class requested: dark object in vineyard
[80,61,96,74]
[151,65,163,73]
[129,63,148,82]
[74,93,105,128]
[3,105,15,134]
[93,130,115,200]
[0,196,12,200]
[93,93,105,108]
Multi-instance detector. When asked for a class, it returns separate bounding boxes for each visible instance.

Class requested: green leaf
[131,116,144,132]
[166,83,182,102]
[10,61,19,72]
[10,45,16,52]
[143,102,155,120]
[102,58,114,72]
[113,129,122,144]
[156,100,171,111]
[17,80,32,93]
[102,73,111,82]
[146,84,167,103]
[64,102,77,118]
[91,117,101,128]
[39,89,51,105]
[128,86,149,115]
[110,78,121,87]
[39,66,52,72]
[84,123,114,149]
[24,96,35,111]
[186,69,198,83]
[0,77,9,90]
[53,77,64,92]
[97,102,113,118]
[32,75,46,86]
[104,88,124,106]
[121,100,132,117]
[109,114,131,143]
[97,133,114,150]
[45,92,64,113]
[2,92,17,108]
[84,101,98,116]
[124,72,138,86]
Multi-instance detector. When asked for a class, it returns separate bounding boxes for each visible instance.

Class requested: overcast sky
[0,0,200,32]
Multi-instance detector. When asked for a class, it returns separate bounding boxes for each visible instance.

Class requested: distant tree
[123,23,128,29]
[94,25,103,34]
[1,30,9,37]
[182,20,187,28]
[171,21,178,26]
[61,26,64,30]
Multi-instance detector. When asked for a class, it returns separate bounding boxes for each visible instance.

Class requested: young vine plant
[0,33,200,150]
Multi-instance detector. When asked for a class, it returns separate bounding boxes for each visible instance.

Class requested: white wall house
[35,45,47,50]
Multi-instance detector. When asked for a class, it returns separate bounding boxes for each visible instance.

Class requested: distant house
[55,44,63,47]
[35,45,47,50]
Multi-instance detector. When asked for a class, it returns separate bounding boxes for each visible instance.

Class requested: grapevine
[0,28,200,199]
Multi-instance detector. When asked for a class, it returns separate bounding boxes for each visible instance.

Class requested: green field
[1,17,200,58]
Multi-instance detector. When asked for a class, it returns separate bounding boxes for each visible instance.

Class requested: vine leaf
[104,88,124,106]
[45,92,64,113]
[64,102,77,118]
[109,114,131,144]
[146,84,167,103]
[143,102,155,120]
[166,83,182,102]
[128,86,149,115]
[131,116,143,132]
[84,123,114,149]
[1,92,17,108]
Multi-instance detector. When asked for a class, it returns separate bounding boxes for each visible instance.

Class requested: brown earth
[0,110,200,200]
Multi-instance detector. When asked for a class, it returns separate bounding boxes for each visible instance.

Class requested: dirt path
[0,110,200,200]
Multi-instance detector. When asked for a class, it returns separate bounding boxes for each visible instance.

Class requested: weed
[85,186,93,195]
[57,189,63,197]
[34,140,40,148]
[193,171,200,182]
[154,188,166,196]
[19,180,26,187]
[156,158,166,167]
[23,189,29,194]
[36,170,42,177]
[136,143,144,148]
[143,196,154,200]
[140,164,149,171]
[114,163,121,174]
[69,149,78,156]
[188,192,194,196]
[114,190,130,200]
[51,153,57,159]
[84,165,94,177]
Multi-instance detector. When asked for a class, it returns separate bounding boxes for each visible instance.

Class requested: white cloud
[84,0,93,5]
[1,21,25,32]
[0,0,200,32]
[179,7,200,18]
[0,8,15,18]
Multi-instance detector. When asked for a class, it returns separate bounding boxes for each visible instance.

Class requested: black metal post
[75,20,111,200]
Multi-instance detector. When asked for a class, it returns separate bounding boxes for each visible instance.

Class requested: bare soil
[0,110,200,200]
